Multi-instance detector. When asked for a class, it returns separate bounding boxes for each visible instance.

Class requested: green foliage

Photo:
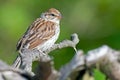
[94,69,105,80]
[0,0,120,79]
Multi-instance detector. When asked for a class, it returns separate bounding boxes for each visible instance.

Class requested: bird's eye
[50,14,55,16]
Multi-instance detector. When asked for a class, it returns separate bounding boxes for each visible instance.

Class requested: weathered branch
[0,60,32,80]
[15,33,79,72]
[5,33,120,80]
[58,45,120,80]
[58,50,85,80]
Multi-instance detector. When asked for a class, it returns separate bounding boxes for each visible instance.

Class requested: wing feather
[16,18,56,51]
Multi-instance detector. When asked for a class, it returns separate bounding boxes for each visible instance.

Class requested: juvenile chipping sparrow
[13,8,62,68]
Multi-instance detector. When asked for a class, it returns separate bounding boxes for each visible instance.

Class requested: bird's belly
[36,27,60,51]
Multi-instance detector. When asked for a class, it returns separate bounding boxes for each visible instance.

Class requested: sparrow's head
[41,8,62,23]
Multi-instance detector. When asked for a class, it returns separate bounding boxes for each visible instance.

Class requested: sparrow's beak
[40,13,45,18]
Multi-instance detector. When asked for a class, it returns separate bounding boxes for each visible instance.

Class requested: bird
[12,8,62,68]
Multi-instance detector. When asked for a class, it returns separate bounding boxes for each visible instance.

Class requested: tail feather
[12,55,21,69]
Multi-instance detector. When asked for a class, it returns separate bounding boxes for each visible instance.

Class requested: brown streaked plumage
[17,19,56,50]
[16,8,61,53]
[12,8,61,68]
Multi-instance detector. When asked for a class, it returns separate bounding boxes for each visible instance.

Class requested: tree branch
[58,45,120,80]
[13,33,79,74]
[10,33,120,80]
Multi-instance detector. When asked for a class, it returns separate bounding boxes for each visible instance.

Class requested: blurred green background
[0,0,120,79]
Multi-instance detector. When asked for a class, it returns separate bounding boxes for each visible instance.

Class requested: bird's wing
[16,18,56,51]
